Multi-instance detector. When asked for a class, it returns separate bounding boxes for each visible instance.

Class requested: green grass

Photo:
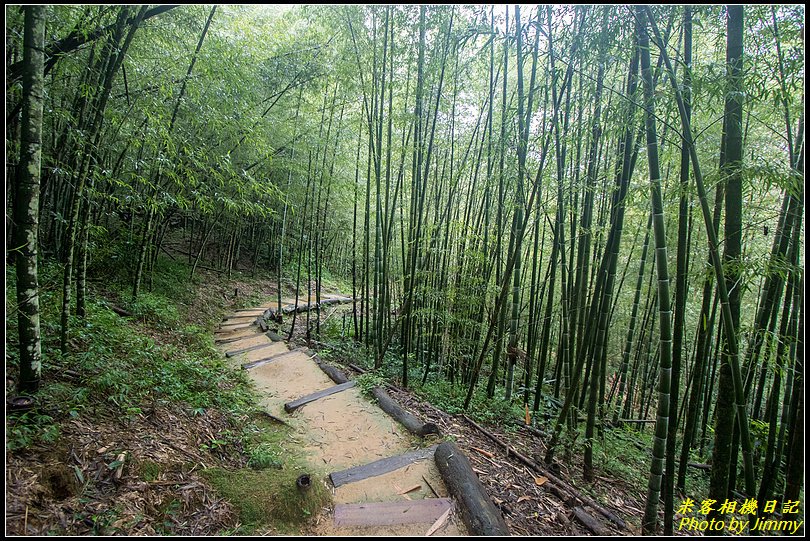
[199,415,331,533]
[354,370,387,395]
[136,460,163,482]
[411,377,525,428]
[53,297,252,415]
[126,291,183,329]
[7,254,278,468]
[243,418,291,470]
[594,425,655,494]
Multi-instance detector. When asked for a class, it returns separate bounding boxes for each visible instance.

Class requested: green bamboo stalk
[644,4,756,497]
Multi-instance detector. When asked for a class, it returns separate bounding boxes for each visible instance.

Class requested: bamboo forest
[5,4,805,536]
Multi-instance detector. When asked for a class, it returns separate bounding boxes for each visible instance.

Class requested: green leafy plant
[7,411,60,451]
[247,442,283,470]
[354,371,386,395]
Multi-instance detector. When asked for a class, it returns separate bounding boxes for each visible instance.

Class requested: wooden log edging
[333,498,452,526]
[234,307,270,313]
[284,381,356,413]
[346,363,407,395]
[572,506,606,536]
[222,314,262,323]
[220,317,259,329]
[241,347,309,370]
[329,445,438,487]
[214,325,254,335]
[461,414,625,530]
[263,303,297,319]
[215,333,260,345]
[262,297,355,321]
[342,361,438,436]
[314,358,350,384]
[225,340,276,358]
[434,442,510,536]
[371,386,440,437]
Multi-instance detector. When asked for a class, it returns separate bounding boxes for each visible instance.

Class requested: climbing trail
[214,294,507,536]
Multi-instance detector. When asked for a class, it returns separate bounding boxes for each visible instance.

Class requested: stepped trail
[215,293,507,536]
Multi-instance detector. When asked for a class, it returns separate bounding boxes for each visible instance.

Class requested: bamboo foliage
[6,8,803,533]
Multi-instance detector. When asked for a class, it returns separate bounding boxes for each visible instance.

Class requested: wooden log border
[371,386,440,437]
[262,297,355,321]
[225,340,277,358]
[215,333,260,345]
[284,381,356,413]
[333,498,452,527]
[314,358,350,384]
[434,441,509,536]
[241,347,308,370]
[329,445,438,487]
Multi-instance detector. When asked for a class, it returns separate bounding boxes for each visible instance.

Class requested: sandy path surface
[239,341,289,363]
[294,387,412,470]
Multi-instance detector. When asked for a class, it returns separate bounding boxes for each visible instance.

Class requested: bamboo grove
[6,5,804,533]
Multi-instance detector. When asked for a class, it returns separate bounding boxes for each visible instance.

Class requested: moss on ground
[202,467,331,531]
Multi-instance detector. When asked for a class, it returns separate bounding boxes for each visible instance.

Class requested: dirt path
[216,297,467,536]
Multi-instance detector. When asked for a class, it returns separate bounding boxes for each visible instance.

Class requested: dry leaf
[471,446,494,459]
[534,476,548,486]
[425,506,452,536]
[517,495,533,503]
[114,453,126,480]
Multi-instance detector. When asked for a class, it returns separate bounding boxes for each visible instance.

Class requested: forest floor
[5,259,704,536]
[384,388,637,536]
[307,342,644,536]
[218,295,654,536]
[5,263,286,535]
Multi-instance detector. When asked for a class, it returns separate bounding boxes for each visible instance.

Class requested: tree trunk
[487,5,509,399]
[75,189,92,318]
[132,206,154,298]
[402,6,427,388]
[678,182,724,488]
[14,5,46,393]
[546,10,635,464]
[581,8,611,478]
[612,215,651,423]
[505,5,528,402]
[638,7,674,533]
[61,7,142,352]
[663,6,691,534]
[782,280,803,505]
[645,4,756,498]
[709,5,746,510]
